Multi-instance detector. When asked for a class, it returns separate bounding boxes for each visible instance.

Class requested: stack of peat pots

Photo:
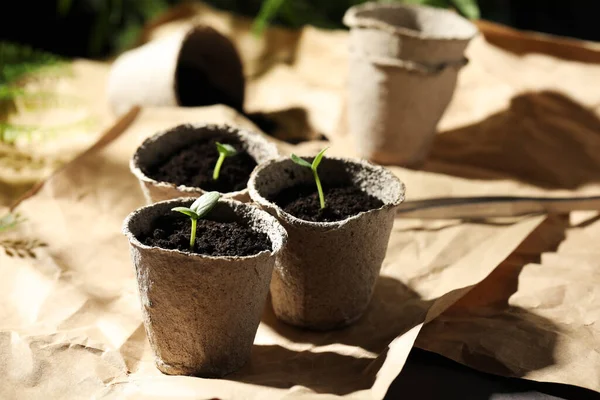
[343,2,478,166]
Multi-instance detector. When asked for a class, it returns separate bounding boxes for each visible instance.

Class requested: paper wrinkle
[2,1,600,398]
[1,105,543,398]
[417,216,600,391]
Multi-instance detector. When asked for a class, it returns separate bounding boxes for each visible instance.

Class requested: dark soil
[271,183,384,222]
[175,26,244,112]
[142,213,271,257]
[176,65,243,112]
[143,133,257,193]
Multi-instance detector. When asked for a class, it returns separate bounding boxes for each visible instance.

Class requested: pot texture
[249,157,405,330]
[123,198,287,377]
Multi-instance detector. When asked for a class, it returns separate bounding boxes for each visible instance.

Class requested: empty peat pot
[130,123,279,203]
[122,197,287,377]
[108,25,245,115]
[248,157,405,330]
[343,2,478,166]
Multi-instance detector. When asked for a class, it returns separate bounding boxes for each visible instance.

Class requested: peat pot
[108,24,245,115]
[249,156,405,330]
[130,123,279,203]
[122,197,287,377]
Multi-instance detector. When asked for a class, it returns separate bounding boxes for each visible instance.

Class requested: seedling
[213,142,237,180]
[291,147,329,209]
[172,191,221,250]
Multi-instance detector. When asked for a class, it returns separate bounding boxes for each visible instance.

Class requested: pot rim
[129,122,280,199]
[248,156,406,230]
[122,197,288,261]
[349,50,469,73]
[343,2,478,42]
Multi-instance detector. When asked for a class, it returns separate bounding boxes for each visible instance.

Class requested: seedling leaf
[291,153,312,168]
[213,142,238,180]
[172,192,221,250]
[216,142,237,157]
[290,148,328,210]
[311,147,328,171]
[190,191,221,219]
[171,207,198,219]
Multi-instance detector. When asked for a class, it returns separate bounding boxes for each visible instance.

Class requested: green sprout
[213,142,238,181]
[291,147,329,209]
[172,192,221,250]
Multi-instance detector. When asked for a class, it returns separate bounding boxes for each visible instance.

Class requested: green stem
[190,218,197,250]
[313,169,325,209]
[213,153,226,180]
[253,0,287,35]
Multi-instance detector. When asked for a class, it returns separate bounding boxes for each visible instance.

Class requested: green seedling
[291,147,329,209]
[172,191,221,250]
[213,142,237,180]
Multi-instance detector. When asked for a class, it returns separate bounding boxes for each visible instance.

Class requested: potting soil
[271,183,384,222]
[142,213,271,256]
[143,131,257,193]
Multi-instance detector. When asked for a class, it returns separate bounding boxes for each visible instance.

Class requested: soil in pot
[270,183,384,223]
[143,132,257,193]
[141,213,271,257]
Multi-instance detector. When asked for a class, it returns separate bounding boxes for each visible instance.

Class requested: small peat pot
[343,2,477,166]
[248,155,405,330]
[108,25,245,115]
[122,194,287,377]
[130,123,279,204]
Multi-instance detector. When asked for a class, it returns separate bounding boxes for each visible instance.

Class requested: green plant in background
[252,0,480,34]
[49,0,479,58]
[291,147,328,209]
[172,192,221,250]
[58,0,176,56]
[0,42,69,86]
[213,142,238,180]
[0,42,69,109]
[0,41,76,144]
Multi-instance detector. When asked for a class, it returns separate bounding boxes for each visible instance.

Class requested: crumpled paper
[2,1,600,398]
[416,212,600,391]
[0,105,543,399]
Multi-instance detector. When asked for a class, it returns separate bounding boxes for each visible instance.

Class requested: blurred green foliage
[55,0,176,56]
[0,43,68,87]
[56,0,479,56]
[252,0,479,33]
[0,42,73,143]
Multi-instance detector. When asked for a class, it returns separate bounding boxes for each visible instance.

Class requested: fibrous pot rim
[343,2,478,42]
[248,156,405,230]
[122,197,287,261]
[130,122,279,199]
